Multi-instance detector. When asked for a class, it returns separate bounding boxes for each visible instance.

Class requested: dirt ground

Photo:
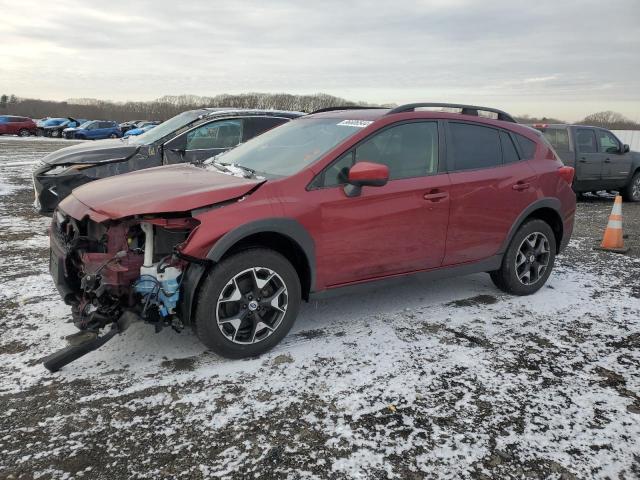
[0,137,639,479]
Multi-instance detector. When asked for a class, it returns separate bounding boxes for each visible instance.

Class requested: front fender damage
[45,206,208,371]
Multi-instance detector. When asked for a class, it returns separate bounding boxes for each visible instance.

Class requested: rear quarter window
[514,134,537,160]
[500,131,520,164]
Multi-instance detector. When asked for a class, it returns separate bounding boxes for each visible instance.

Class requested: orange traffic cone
[596,195,629,253]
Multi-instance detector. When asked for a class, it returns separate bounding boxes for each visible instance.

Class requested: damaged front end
[46,208,201,371]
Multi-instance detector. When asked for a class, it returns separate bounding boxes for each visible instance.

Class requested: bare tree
[578,111,640,130]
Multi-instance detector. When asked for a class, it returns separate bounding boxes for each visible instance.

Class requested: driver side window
[186,120,242,150]
[597,130,620,154]
[320,121,439,188]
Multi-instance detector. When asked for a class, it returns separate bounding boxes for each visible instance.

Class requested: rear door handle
[512,182,530,191]
[578,158,587,163]
[423,190,448,202]
[604,158,611,163]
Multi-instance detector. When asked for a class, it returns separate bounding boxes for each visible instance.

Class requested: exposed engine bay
[49,209,200,339]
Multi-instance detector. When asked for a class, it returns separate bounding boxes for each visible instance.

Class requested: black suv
[33,108,304,214]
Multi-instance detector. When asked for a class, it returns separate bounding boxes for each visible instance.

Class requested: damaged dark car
[32,108,303,214]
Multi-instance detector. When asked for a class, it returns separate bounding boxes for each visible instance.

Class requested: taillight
[558,166,575,186]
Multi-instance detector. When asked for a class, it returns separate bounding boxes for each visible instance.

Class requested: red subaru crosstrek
[48,103,575,367]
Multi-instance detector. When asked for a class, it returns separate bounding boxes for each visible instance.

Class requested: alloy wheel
[515,232,550,285]
[633,176,640,201]
[216,267,288,344]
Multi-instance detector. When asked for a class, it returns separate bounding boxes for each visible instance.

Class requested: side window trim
[307,119,440,190]
[502,130,524,164]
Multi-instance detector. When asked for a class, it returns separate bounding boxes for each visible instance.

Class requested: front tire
[621,171,640,202]
[18,129,30,137]
[490,219,556,296]
[194,248,301,358]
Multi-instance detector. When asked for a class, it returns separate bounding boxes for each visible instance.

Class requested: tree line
[1,93,638,130]
[0,93,376,122]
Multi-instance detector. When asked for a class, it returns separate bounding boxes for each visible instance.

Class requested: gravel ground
[0,137,639,480]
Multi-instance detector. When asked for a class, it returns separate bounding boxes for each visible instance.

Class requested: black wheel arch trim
[498,198,563,255]
[180,218,316,325]
[205,218,316,286]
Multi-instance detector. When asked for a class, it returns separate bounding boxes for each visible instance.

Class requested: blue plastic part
[134,275,181,317]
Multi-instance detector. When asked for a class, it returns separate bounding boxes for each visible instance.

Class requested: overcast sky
[1,0,638,121]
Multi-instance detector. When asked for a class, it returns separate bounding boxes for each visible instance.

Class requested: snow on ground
[0,138,639,479]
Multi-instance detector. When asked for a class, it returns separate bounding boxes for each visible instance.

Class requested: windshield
[78,121,93,129]
[213,118,366,177]
[128,110,204,145]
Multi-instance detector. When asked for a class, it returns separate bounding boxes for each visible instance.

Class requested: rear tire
[621,171,640,202]
[194,248,301,359]
[490,219,556,296]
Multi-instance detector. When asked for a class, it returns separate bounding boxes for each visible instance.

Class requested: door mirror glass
[344,161,389,197]
[622,144,630,153]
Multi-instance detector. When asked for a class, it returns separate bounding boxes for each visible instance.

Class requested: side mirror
[622,144,630,153]
[344,161,389,197]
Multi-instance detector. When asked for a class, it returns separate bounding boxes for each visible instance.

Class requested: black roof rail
[386,103,517,123]
[309,105,383,114]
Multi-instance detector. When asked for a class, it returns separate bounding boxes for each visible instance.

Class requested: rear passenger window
[514,134,537,159]
[500,131,520,163]
[576,129,597,154]
[449,122,500,171]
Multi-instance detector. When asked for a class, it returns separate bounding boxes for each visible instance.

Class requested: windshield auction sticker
[337,120,373,128]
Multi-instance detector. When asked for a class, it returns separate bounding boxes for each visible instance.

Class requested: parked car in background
[33,108,303,214]
[63,120,122,141]
[37,117,87,138]
[122,122,159,138]
[0,115,37,136]
[531,123,640,201]
[119,120,146,134]
[48,103,575,360]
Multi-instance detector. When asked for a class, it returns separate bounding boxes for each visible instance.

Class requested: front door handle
[512,182,530,191]
[578,158,587,163]
[604,158,611,163]
[423,190,448,202]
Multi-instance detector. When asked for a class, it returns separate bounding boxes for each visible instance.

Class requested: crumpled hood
[41,138,139,166]
[62,164,263,220]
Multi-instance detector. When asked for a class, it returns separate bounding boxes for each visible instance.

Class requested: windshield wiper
[219,162,256,178]
[208,161,233,174]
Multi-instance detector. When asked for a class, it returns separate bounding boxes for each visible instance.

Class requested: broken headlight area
[51,210,200,334]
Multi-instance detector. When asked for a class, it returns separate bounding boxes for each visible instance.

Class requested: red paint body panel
[67,164,262,219]
[297,174,451,287]
[444,161,539,264]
